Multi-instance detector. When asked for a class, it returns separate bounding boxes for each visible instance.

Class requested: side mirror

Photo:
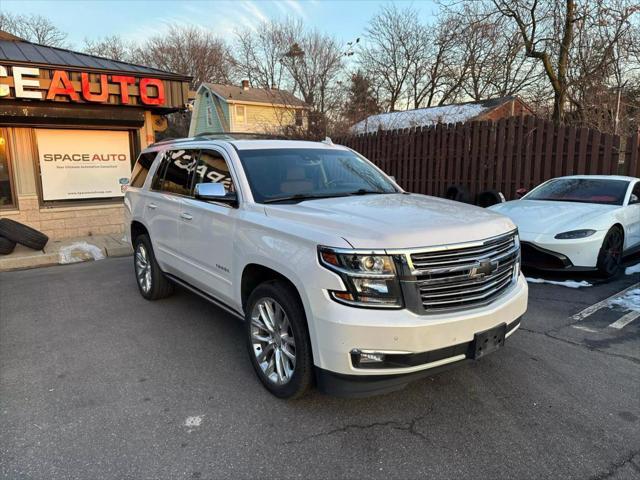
[630,194,639,205]
[194,182,238,206]
[515,188,529,199]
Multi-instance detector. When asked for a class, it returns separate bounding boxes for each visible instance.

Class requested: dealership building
[0,31,191,240]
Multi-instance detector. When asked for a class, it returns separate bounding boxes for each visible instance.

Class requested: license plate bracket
[472,323,506,359]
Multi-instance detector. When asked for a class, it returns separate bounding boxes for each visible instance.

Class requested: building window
[235,105,246,125]
[0,131,15,208]
[295,109,303,127]
[206,105,213,127]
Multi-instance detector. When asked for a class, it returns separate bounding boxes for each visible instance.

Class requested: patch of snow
[625,263,640,276]
[351,104,488,134]
[608,288,640,312]
[526,277,592,288]
[184,415,204,428]
[58,242,105,264]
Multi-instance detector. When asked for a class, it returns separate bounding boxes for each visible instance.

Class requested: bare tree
[234,21,288,89]
[490,0,638,122]
[0,12,67,47]
[280,21,344,135]
[133,25,235,88]
[566,0,639,133]
[83,35,133,62]
[445,4,543,102]
[416,16,471,108]
[359,5,423,111]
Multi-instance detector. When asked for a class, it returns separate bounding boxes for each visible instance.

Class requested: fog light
[361,352,385,363]
[351,349,386,366]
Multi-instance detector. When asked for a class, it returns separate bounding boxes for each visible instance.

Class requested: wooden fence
[335,117,640,200]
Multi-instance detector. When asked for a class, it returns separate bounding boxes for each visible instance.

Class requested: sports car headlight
[318,247,403,308]
[554,229,596,240]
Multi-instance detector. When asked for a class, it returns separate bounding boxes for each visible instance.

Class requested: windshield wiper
[263,193,349,204]
[348,189,392,195]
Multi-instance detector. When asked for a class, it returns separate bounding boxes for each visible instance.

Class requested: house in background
[189,81,310,136]
[351,96,533,134]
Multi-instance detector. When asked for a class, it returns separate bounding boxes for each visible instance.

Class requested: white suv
[125,135,528,398]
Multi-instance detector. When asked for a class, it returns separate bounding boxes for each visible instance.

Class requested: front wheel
[133,234,174,300]
[245,280,313,399]
[596,227,623,278]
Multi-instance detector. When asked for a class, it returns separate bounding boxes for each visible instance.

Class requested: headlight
[554,229,596,239]
[318,247,403,308]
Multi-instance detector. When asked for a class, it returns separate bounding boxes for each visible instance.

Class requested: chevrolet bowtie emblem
[469,259,499,278]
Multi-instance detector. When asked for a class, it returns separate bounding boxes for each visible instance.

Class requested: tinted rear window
[526,178,629,205]
[130,152,157,188]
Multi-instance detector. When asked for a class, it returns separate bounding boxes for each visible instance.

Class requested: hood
[489,199,615,234]
[264,193,515,249]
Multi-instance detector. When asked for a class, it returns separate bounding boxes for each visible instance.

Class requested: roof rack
[147,131,303,149]
[194,131,289,140]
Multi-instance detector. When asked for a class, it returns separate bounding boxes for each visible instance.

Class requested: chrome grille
[410,232,519,312]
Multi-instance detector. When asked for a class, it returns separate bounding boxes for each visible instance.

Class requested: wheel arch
[130,220,149,246]
[241,263,304,313]
[610,222,626,249]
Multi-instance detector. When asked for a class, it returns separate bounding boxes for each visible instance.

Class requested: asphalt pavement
[1,258,639,480]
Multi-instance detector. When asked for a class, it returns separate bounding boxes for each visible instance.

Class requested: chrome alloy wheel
[250,297,296,385]
[135,243,152,293]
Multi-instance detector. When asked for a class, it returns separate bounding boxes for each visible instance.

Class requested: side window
[150,151,169,191]
[130,152,157,188]
[161,149,198,196]
[194,149,234,192]
[631,182,640,204]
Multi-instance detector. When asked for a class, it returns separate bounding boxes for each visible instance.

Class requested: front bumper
[519,230,606,270]
[308,273,527,394]
[316,318,521,397]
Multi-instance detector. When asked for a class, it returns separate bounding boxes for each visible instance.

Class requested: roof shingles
[0,35,189,79]
[204,83,308,108]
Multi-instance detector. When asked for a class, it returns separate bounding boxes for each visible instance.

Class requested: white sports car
[489,175,640,276]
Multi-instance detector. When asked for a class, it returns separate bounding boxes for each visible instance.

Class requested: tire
[596,227,624,278]
[476,190,504,208]
[0,218,48,250]
[133,234,174,300]
[245,280,313,399]
[0,235,16,255]
[445,185,471,203]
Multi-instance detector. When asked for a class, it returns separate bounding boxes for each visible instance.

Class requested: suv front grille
[409,232,519,312]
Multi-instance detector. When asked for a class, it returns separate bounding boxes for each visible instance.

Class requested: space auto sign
[36,129,132,201]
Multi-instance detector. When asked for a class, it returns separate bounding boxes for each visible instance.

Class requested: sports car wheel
[597,227,623,278]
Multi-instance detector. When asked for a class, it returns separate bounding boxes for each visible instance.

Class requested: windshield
[525,178,629,205]
[237,148,398,203]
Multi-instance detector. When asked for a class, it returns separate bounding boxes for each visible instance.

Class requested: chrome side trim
[165,273,244,320]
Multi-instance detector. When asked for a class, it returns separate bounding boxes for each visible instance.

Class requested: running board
[165,274,244,320]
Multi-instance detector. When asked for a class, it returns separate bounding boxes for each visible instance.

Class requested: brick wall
[1,196,125,240]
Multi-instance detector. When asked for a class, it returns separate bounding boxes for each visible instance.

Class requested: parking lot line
[571,325,603,334]
[608,310,640,330]
[571,283,640,321]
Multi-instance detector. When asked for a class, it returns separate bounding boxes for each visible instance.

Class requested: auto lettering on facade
[0,65,165,105]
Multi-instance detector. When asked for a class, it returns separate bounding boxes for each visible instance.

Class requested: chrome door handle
[180,212,193,220]
[147,203,157,209]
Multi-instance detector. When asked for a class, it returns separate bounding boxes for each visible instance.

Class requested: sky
[1,0,439,49]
